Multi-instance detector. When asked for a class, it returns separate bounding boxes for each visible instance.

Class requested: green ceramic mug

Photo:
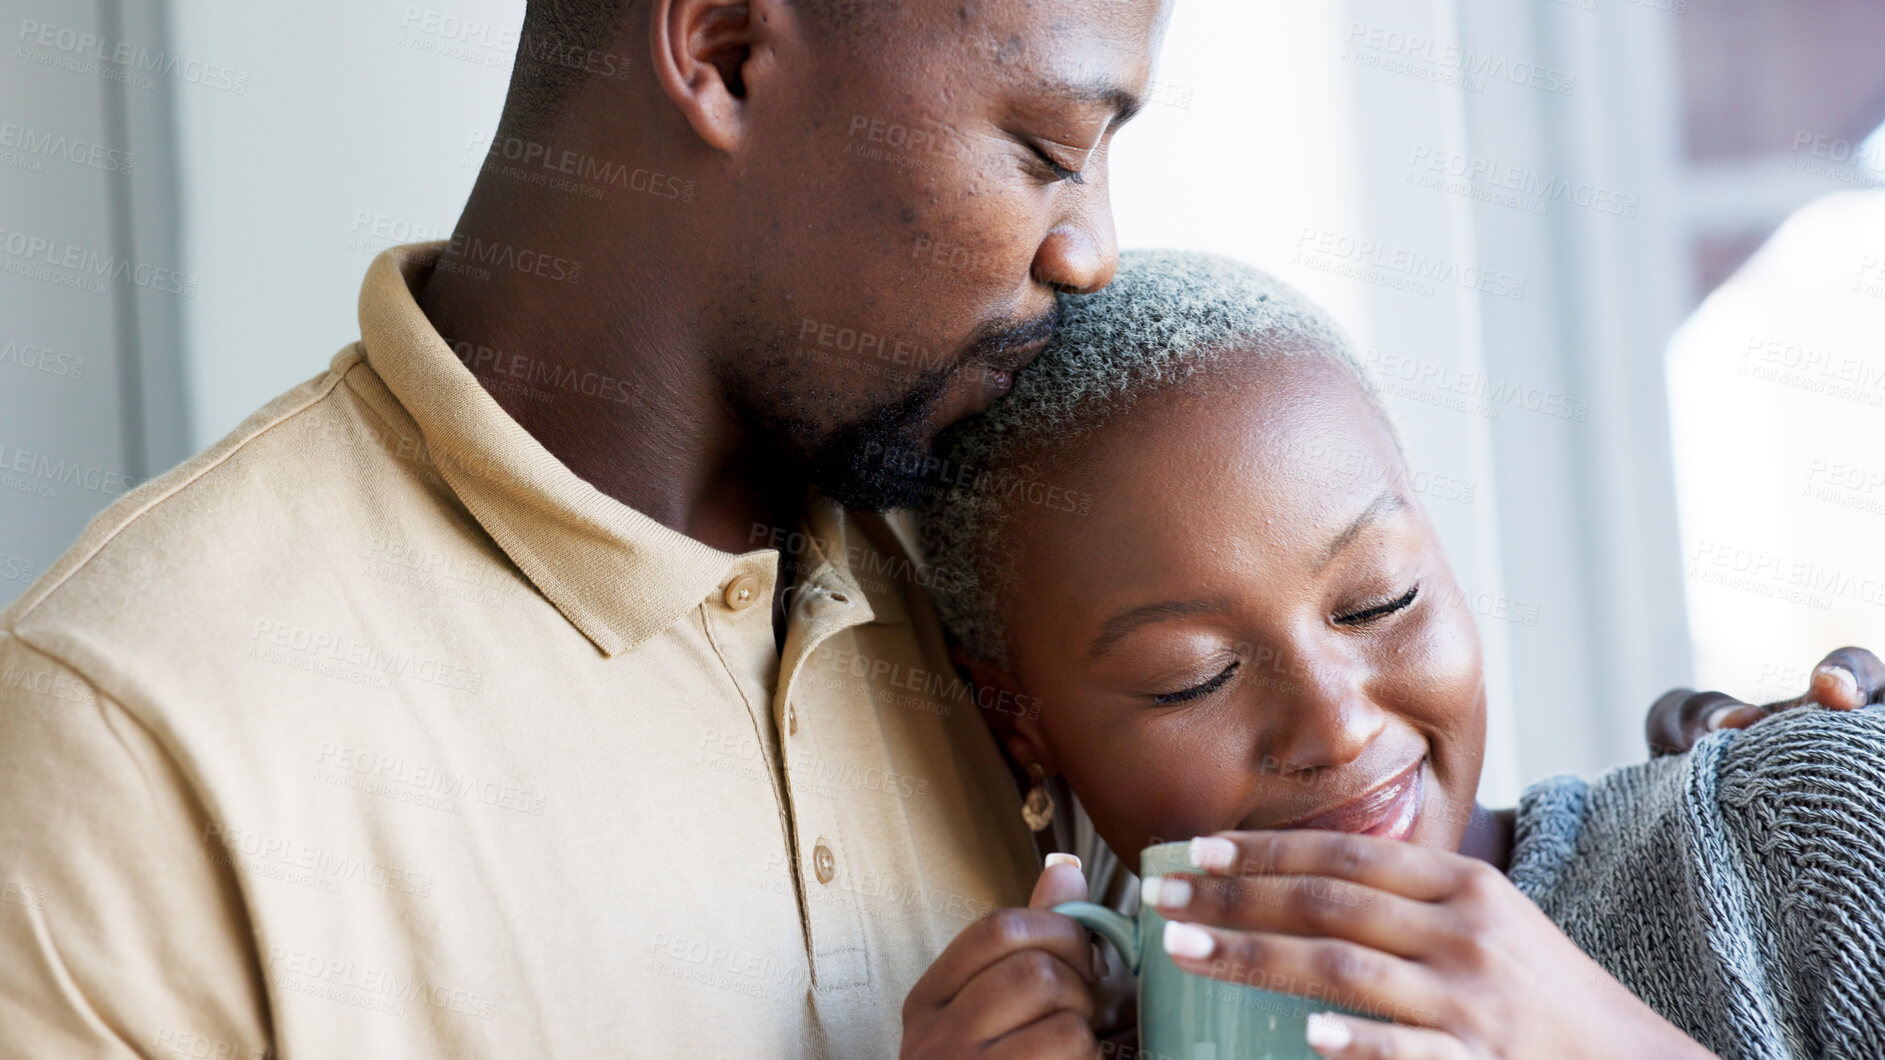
[1056,841,1363,1060]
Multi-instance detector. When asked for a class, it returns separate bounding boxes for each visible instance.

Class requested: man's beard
[800,363,957,510]
[730,358,956,512]
[727,308,1059,512]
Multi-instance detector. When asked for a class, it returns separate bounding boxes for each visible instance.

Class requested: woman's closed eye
[1152,660,1240,705]
[1334,585,1419,627]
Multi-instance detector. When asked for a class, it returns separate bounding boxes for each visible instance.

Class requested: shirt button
[723,574,761,611]
[787,706,798,735]
[813,842,836,884]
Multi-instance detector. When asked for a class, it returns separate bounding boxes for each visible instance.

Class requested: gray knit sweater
[1509,705,1885,1059]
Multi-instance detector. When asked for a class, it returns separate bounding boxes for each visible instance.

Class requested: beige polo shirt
[0,243,1041,1059]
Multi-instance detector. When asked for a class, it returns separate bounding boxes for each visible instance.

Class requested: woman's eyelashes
[1333,584,1420,627]
[1152,660,1241,705]
[1140,585,1419,705]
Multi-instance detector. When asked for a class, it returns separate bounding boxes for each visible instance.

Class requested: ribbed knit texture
[1509,706,1885,1058]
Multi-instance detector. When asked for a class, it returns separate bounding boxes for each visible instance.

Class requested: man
[0,0,1168,1055]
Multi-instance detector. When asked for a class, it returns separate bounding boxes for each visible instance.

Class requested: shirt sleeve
[0,632,273,1060]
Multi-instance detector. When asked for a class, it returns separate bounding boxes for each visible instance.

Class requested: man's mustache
[963,304,1062,374]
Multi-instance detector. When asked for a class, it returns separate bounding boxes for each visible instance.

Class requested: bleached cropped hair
[915,248,1392,666]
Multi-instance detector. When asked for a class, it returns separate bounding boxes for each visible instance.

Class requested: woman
[898,250,1885,1058]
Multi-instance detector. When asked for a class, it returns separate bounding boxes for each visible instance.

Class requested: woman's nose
[1257,658,1389,775]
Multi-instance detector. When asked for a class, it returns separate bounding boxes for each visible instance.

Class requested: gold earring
[1021,763,1056,832]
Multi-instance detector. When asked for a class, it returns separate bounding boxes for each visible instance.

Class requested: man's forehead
[967,38,1156,126]
[945,0,1164,71]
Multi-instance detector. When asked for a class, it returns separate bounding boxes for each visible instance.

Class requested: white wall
[167,0,516,446]
[0,0,181,592]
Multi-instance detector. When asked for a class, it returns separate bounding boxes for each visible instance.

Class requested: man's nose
[1032,191,1119,295]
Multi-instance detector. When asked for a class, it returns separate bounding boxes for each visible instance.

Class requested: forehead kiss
[710,0,1170,508]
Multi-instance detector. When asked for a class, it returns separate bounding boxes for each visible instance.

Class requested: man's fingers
[986,1010,1098,1060]
[1143,871,1445,960]
[1802,647,1885,711]
[1646,689,1746,756]
[1645,688,1700,756]
[1647,648,1885,758]
[904,909,1096,1013]
[1306,1012,1472,1060]
[1704,701,1766,732]
[951,950,1096,1045]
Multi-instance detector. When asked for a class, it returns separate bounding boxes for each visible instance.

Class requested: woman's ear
[948,645,1061,776]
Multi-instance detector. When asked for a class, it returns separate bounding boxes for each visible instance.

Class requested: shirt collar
[795,503,912,627]
[354,242,913,654]
[358,242,753,656]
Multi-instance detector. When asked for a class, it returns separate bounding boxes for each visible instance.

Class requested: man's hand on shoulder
[1646,646,1885,757]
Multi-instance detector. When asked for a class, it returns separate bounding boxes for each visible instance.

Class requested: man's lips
[985,333,1051,377]
[969,335,1050,401]
[1268,759,1425,842]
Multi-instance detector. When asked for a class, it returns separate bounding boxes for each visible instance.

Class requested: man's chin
[802,369,967,511]
[808,438,935,511]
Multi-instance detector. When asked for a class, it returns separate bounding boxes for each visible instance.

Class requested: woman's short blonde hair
[914,248,1391,666]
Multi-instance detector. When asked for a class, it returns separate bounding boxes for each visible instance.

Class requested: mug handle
[1052,901,1141,975]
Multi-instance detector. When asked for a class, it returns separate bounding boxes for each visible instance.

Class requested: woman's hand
[1646,646,1885,756]
[900,856,1101,1059]
[1142,832,1717,1060]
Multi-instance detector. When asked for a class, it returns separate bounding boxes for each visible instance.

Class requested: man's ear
[647,0,793,153]
[948,645,1061,777]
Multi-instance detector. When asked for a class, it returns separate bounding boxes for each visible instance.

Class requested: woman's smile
[1257,757,1426,842]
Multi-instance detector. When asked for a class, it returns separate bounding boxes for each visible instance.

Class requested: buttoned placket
[771,559,877,991]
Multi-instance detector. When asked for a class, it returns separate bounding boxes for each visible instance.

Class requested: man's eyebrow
[1317,489,1407,572]
[1090,599,1220,659]
[1042,79,1146,128]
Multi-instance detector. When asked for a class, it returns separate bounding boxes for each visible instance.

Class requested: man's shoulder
[1713,705,1885,848]
[1708,707,1885,1051]
[3,348,466,674]
[1715,703,1885,800]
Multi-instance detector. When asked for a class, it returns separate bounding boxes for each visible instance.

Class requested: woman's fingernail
[1306,1013,1352,1052]
[1162,920,1215,959]
[1819,664,1860,703]
[1045,852,1082,871]
[1189,836,1236,871]
[1705,705,1737,731]
[1140,875,1192,909]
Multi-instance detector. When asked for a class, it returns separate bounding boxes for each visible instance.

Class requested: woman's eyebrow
[1316,489,1408,573]
[1090,600,1221,659]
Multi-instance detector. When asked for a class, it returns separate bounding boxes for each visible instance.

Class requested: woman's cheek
[1072,739,1224,852]
[1401,596,1487,844]
[1403,587,1485,716]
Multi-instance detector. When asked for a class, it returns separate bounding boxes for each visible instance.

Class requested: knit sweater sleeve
[1506,706,1885,1060]
[1710,706,1885,1058]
